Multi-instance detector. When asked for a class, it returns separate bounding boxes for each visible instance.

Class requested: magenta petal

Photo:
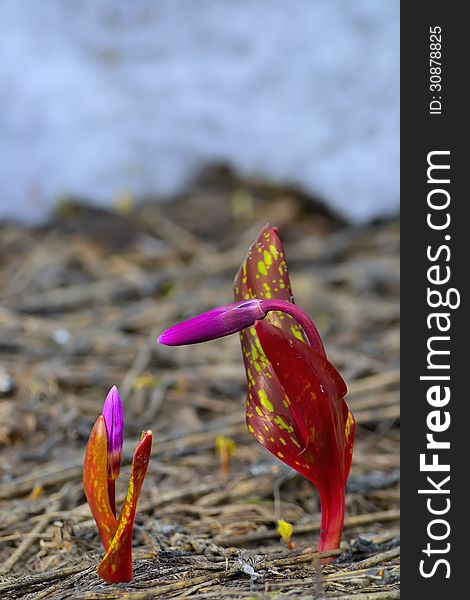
[102,385,124,480]
[157,300,265,346]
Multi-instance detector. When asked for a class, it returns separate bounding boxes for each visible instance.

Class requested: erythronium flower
[83,386,152,583]
[158,225,355,559]
[102,386,124,516]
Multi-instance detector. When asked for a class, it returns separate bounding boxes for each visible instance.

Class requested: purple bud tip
[102,385,124,480]
[157,299,265,346]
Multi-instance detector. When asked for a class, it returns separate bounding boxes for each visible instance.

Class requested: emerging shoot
[83,386,152,583]
[277,519,294,550]
[215,435,236,476]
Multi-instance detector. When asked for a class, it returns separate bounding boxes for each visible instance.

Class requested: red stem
[317,485,346,562]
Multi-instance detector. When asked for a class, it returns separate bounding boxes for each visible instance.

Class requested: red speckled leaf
[234,225,339,463]
[255,320,353,554]
[234,224,308,342]
[255,320,351,484]
[234,225,310,454]
[98,430,152,584]
[83,416,118,550]
[242,326,310,463]
[233,225,354,554]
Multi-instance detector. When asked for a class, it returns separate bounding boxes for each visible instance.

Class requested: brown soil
[0,180,399,599]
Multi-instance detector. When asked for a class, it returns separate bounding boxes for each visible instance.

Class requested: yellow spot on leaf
[290,325,304,341]
[269,244,279,259]
[345,411,354,438]
[258,389,274,413]
[274,415,294,433]
[290,436,301,448]
[263,250,272,267]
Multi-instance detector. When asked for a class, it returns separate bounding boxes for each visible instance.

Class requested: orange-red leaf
[98,430,152,584]
[83,416,118,550]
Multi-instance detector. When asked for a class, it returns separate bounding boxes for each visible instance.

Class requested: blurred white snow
[0,0,399,222]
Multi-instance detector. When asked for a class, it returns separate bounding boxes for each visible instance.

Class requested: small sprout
[83,386,152,583]
[28,484,44,500]
[132,373,158,391]
[215,435,236,476]
[277,519,294,549]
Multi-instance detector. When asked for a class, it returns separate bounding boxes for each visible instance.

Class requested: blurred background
[1,0,398,223]
[0,2,400,596]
